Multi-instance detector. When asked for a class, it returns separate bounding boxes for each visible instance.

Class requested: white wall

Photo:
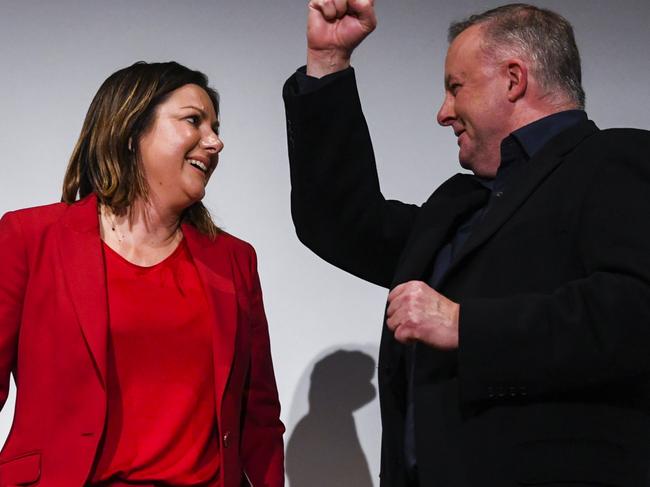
[1,1,649,485]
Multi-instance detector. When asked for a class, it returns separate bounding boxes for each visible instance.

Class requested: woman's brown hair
[62,61,221,237]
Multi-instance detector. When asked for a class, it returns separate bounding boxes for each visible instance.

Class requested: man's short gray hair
[449,3,585,109]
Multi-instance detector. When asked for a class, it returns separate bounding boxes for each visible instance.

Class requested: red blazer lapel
[57,194,108,389]
[183,225,238,416]
[55,195,239,414]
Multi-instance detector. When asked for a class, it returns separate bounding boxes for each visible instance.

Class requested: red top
[91,239,220,486]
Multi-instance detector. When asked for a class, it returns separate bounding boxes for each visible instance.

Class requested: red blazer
[0,194,285,487]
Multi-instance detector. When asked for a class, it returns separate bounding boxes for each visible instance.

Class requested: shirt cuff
[294,65,353,94]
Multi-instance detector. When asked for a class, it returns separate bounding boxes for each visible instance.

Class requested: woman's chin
[184,182,207,204]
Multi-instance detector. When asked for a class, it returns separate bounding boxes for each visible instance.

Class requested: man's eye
[450,84,461,95]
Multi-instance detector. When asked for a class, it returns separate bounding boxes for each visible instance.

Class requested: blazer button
[223,431,231,448]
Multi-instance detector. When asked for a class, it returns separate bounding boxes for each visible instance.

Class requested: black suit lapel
[381,174,490,383]
[391,173,490,287]
[444,120,599,281]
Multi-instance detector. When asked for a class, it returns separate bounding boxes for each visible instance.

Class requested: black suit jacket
[283,68,650,487]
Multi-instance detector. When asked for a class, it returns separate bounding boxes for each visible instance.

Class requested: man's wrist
[306,48,351,78]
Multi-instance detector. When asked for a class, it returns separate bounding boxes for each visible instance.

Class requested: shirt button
[223,431,231,448]
[495,191,504,198]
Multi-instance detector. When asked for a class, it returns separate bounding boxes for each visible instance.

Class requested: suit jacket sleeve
[0,212,28,410]
[283,68,420,288]
[235,244,285,487]
[458,130,650,406]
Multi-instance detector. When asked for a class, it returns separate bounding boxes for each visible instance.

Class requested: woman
[0,61,284,486]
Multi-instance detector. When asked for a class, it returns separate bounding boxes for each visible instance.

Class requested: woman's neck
[99,199,184,266]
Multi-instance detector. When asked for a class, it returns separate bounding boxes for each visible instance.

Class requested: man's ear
[505,59,528,102]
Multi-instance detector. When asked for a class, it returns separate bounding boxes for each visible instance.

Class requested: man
[283,1,650,486]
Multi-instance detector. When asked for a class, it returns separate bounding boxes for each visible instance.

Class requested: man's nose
[436,95,455,126]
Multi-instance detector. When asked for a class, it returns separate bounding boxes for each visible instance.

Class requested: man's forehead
[450,25,484,50]
[444,26,486,72]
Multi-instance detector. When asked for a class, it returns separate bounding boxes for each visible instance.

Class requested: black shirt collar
[509,109,587,159]
[486,110,587,190]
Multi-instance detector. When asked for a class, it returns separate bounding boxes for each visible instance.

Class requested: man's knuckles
[404,280,430,296]
[312,0,353,20]
[385,315,396,330]
[350,0,374,13]
[394,324,415,343]
[333,0,348,16]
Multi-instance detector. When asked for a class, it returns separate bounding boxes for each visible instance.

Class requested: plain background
[1,1,648,485]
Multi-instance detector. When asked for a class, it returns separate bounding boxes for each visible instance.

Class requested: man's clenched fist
[386,281,460,350]
[307,0,377,77]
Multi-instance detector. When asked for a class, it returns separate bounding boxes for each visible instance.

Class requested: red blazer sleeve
[235,244,285,487]
[0,212,28,409]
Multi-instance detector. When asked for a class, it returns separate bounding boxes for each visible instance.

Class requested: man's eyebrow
[444,75,458,89]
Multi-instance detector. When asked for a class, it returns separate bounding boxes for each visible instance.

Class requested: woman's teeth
[187,159,207,173]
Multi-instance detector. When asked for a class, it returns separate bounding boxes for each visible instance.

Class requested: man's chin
[458,155,474,172]
[459,153,498,178]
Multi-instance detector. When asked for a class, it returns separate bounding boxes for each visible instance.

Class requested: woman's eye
[186,115,199,125]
